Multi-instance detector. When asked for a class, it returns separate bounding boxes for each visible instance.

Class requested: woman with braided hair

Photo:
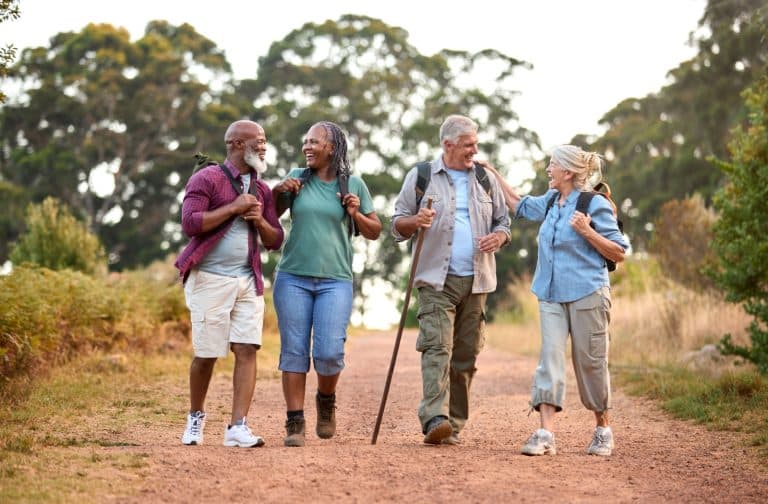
[271,121,381,447]
[483,144,628,457]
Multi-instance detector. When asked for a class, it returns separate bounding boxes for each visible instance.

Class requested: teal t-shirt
[277,168,375,280]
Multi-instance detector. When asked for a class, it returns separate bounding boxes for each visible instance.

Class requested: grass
[486,257,768,459]
[0,330,280,503]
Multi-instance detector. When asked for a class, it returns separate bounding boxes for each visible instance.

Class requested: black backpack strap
[337,171,359,237]
[544,192,558,217]
[472,162,492,197]
[288,168,312,214]
[576,191,595,215]
[217,164,262,251]
[218,164,243,195]
[414,161,431,207]
[576,190,618,272]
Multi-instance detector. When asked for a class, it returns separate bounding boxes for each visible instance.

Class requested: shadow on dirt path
[112,330,767,503]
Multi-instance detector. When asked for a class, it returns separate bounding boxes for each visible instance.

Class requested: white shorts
[184,269,264,358]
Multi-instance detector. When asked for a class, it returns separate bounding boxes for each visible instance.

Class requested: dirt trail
[110,330,766,503]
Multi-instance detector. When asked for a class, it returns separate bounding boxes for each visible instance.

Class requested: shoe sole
[284,437,305,447]
[423,420,452,445]
[521,446,556,456]
[316,427,335,439]
[223,437,265,448]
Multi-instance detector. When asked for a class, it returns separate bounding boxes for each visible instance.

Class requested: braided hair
[317,121,351,179]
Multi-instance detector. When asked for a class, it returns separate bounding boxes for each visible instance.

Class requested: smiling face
[442,133,478,170]
[302,124,332,170]
[546,158,574,192]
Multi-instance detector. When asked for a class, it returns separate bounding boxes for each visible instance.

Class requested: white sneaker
[521,428,556,456]
[223,418,265,448]
[181,411,206,445]
[587,426,614,456]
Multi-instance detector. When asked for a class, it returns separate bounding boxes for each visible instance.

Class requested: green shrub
[10,197,106,276]
[709,74,768,374]
[0,261,188,395]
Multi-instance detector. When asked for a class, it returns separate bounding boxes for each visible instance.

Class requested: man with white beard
[175,120,284,447]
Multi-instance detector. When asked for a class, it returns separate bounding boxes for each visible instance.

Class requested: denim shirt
[516,189,629,303]
[392,158,511,293]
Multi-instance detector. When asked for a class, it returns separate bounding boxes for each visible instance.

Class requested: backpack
[195,153,358,236]
[287,167,359,237]
[414,161,492,206]
[191,152,261,249]
[544,182,624,272]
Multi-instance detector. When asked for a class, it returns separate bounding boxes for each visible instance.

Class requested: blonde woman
[483,145,628,456]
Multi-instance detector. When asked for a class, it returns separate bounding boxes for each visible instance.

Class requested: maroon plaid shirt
[173,160,283,294]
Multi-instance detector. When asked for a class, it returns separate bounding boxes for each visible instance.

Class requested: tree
[237,15,540,315]
[11,197,106,275]
[710,72,768,373]
[0,0,20,103]
[650,195,716,291]
[0,21,240,269]
[589,0,767,251]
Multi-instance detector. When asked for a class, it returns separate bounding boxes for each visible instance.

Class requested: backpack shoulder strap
[576,191,596,215]
[544,192,559,217]
[218,164,243,195]
[415,161,431,206]
[472,162,492,197]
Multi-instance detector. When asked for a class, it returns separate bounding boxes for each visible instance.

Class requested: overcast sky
[4,0,705,152]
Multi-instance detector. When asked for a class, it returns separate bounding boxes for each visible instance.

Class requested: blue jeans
[273,271,353,375]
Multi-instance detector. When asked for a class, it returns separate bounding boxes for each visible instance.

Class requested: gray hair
[550,145,604,190]
[439,115,478,146]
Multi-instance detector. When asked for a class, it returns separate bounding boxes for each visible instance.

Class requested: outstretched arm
[477,161,521,213]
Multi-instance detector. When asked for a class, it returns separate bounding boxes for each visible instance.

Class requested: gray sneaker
[521,428,556,456]
[284,417,306,447]
[587,426,614,456]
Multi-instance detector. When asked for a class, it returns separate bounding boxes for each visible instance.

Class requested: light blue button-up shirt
[516,189,629,303]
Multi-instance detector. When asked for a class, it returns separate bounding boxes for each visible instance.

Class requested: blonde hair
[550,145,604,190]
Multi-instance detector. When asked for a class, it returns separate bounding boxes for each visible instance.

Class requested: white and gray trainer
[587,426,614,456]
[181,410,206,445]
[521,428,557,456]
[223,418,265,448]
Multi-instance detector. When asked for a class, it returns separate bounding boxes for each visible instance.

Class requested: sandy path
[108,330,767,503]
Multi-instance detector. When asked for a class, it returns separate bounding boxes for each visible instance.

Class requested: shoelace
[189,416,203,436]
[593,432,609,446]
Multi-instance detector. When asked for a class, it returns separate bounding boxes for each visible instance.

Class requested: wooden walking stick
[372,198,432,445]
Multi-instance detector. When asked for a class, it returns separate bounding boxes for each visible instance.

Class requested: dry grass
[487,258,752,369]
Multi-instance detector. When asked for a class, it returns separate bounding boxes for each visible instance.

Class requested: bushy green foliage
[710,73,768,373]
[0,0,20,103]
[0,262,187,393]
[650,195,717,291]
[10,197,106,275]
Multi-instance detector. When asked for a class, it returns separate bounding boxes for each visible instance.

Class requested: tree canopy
[585,0,767,250]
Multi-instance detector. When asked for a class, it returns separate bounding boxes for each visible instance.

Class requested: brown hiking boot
[423,416,452,445]
[284,417,305,447]
[315,392,336,439]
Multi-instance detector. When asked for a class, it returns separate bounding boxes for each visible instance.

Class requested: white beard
[245,151,268,175]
